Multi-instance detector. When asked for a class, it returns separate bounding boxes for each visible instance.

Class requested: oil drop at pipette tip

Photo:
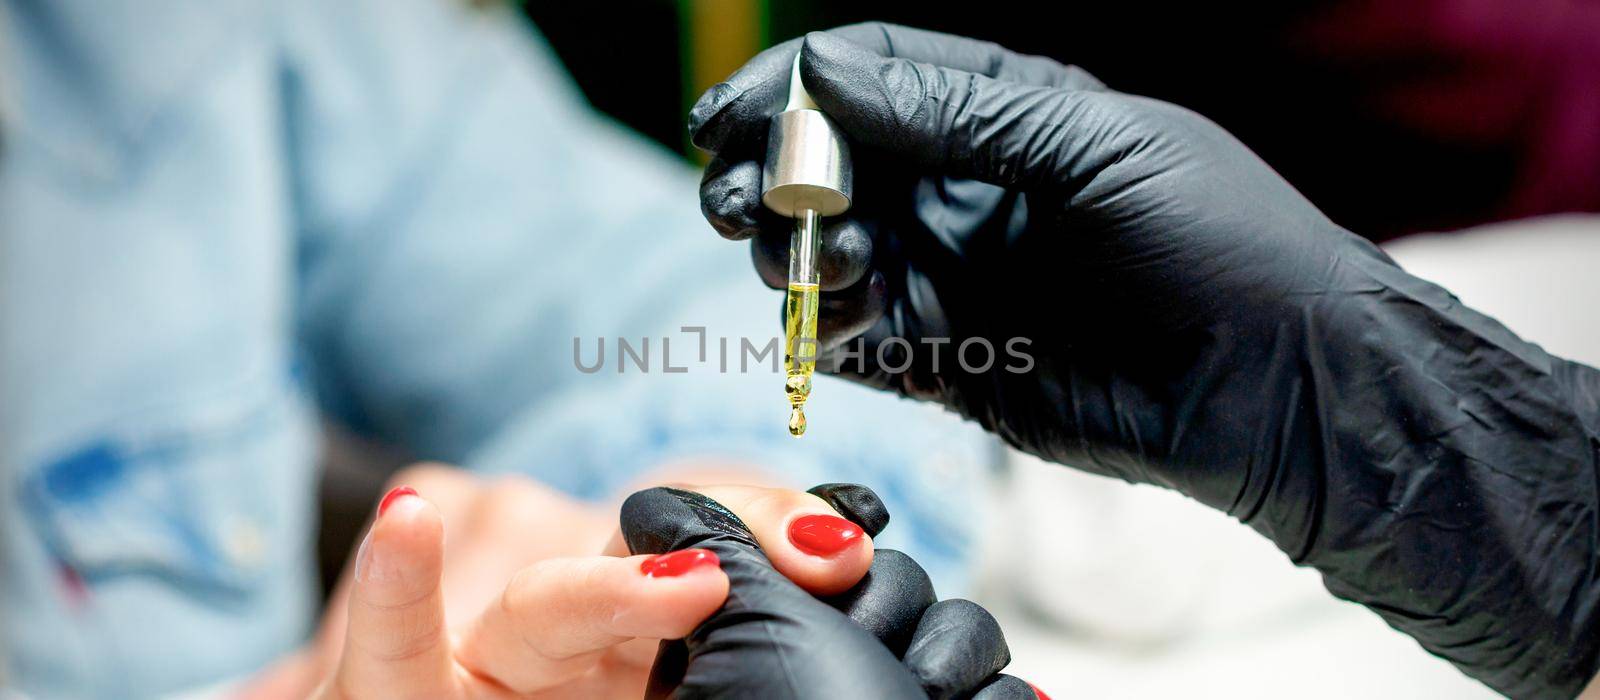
[787,406,807,437]
[784,373,811,438]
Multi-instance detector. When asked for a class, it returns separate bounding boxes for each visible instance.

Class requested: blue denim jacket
[0,1,993,697]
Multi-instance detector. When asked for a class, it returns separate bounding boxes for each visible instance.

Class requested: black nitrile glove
[621,484,1027,699]
[692,23,1600,699]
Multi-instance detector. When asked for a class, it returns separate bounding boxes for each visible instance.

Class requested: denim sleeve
[285,0,622,460]
[285,0,997,589]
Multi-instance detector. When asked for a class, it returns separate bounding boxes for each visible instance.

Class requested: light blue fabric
[0,0,996,697]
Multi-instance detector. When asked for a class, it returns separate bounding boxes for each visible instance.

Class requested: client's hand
[243,465,877,699]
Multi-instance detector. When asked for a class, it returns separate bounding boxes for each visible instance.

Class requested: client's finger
[453,551,728,694]
[691,484,875,596]
[320,487,456,699]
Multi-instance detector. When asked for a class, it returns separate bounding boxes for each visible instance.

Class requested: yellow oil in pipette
[784,280,820,436]
[783,207,823,437]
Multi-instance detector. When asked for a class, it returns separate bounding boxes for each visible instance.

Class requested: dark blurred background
[525,0,1599,242]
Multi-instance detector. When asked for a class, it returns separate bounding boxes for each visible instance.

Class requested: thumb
[319,487,457,699]
[799,32,1094,189]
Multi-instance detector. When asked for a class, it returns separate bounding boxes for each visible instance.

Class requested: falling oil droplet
[787,407,807,437]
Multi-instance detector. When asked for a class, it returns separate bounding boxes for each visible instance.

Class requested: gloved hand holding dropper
[693,23,1600,700]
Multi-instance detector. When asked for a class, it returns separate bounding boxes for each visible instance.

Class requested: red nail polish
[640,548,721,578]
[788,514,864,556]
[377,486,417,518]
[1028,682,1051,700]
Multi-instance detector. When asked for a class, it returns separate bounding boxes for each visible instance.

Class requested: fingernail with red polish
[1028,682,1051,700]
[377,486,417,518]
[788,514,864,556]
[640,548,721,578]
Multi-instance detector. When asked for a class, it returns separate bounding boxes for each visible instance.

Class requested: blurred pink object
[1297,0,1600,220]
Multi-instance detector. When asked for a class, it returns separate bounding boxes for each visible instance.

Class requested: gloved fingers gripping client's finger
[801,484,951,658]
[817,547,1016,700]
[612,483,876,597]
[806,484,1018,690]
[821,549,934,656]
[622,483,1021,699]
[901,599,1012,700]
[704,483,875,596]
[621,486,923,699]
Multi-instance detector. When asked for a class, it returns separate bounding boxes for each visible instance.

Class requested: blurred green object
[678,0,766,159]
[524,0,780,159]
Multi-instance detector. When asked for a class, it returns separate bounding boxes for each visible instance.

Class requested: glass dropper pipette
[761,54,853,437]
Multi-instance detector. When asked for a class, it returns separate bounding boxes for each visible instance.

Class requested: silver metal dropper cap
[762,54,853,218]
